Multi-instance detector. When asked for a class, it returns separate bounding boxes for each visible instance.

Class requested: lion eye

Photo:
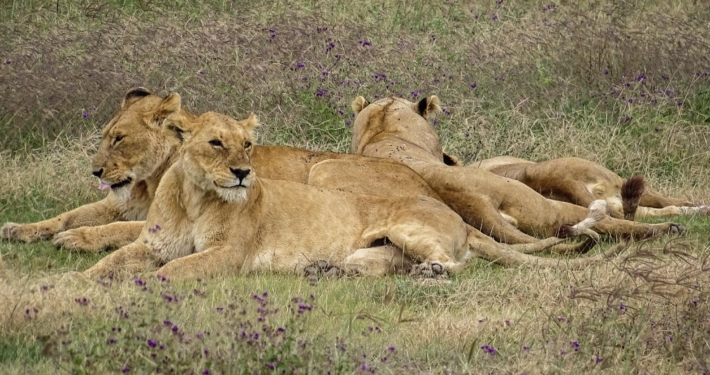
[113,135,124,145]
[209,140,223,147]
[244,141,252,149]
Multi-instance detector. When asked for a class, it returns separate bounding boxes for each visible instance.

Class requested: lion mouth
[214,181,246,189]
[99,177,133,191]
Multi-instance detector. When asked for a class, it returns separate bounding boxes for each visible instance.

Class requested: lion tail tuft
[621,176,645,220]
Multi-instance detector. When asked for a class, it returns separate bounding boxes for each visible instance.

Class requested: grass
[1,0,710,373]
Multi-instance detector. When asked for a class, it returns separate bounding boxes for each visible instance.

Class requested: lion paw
[304,260,344,285]
[1,222,53,242]
[53,228,106,253]
[668,224,685,235]
[410,262,448,279]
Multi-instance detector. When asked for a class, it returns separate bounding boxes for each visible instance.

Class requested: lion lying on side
[349,95,684,243]
[83,102,622,280]
[471,156,709,220]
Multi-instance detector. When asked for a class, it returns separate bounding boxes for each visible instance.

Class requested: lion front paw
[53,228,107,253]
[1,222,54,243]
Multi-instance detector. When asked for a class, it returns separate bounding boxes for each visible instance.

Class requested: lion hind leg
[343,245,416,276]
[468,225,628,269]
[635,205,710,219]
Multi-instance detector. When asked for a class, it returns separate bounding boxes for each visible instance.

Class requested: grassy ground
[1,0,710,373]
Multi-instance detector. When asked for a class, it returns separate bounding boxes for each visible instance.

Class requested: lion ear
[241,113,261,137]
[147,93,182,127]
[121,87,151,109]
[443,152,461,166]
[416,95,442,119]
[351,96,370,115]
[162,112,192,145]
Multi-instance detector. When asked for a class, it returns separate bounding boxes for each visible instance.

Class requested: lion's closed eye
[209,140,223,147]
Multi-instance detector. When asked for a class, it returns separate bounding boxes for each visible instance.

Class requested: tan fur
[83,107,622,280]
[473,156,709,219]
[350,96,684,241]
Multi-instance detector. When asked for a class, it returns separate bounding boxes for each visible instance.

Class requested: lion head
[164,107,260,203]
[91,88,183,201]
[350,96,460,165]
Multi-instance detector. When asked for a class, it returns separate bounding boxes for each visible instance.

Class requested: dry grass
[1,0,710,373]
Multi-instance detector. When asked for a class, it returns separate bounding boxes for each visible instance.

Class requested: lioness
[471,156,709,220]
[82,105,618,280]
[349,95,684,242]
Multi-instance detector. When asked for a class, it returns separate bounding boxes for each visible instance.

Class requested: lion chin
[215,185,249,203]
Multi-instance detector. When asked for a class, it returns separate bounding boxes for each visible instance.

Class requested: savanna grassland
[1,0,710,373]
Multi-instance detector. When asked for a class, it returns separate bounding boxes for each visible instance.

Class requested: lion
[470,156,709,220]
[1,88,361,252]
[349,95,684,243]
[82,103,623,280]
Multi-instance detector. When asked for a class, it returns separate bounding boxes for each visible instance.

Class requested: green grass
[1,0,710,373]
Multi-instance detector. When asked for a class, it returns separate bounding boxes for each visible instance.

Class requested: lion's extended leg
[2,197,122,243]
[53,221,144,252]
[639,188,695,208]
[83,242,159,279]
[469,228,628,269]
[634,206,710,219]
[155,246,247,281]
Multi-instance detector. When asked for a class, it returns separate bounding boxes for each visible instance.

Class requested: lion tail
[466,200,627,268]
[621,175,645,220]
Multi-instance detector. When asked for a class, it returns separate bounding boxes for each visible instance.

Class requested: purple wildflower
[522,346,529,351]
[82,112,89,118]
[619,303,626,312]
[107,338,116,344]
[122,366,131,373]
[216,307,224,311]
[571,341,580,352]
[492,14,498,20]
[5,60,10,64]
[134,279,145,286]
[470,83,477,89]
[388,346,396,351]
[172,325,179,332]
[346,120,352,125]
[480,345,497,355]
[147,339,157,348]
[163,320,172,326]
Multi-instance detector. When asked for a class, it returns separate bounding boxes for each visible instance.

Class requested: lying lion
[348,95,684,243]
[1,88,591,254]
[471,156,709,220]
[82,103,621,280]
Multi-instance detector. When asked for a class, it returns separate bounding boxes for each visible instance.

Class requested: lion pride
[82,102,618,280]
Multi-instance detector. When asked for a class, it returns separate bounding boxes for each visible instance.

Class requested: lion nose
[92,168,104,178]
[230,168,250,181]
